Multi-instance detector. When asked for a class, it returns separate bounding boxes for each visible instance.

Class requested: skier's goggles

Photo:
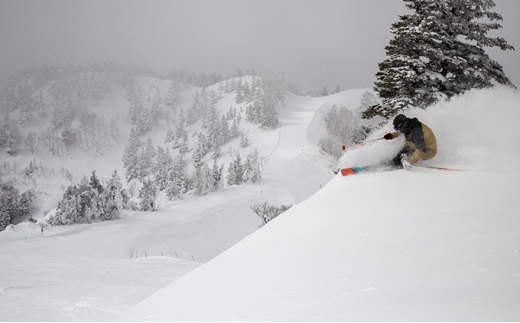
[393,122,404,131]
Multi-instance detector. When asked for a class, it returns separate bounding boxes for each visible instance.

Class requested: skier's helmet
[393,114,407,130]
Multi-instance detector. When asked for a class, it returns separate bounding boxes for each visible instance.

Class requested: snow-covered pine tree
[219,116,230,144]
[123,127,141,182]
[53,186,82,225]
[179,131,189,155]
[231,119,239,139]
[187,90,201,126]
[89,170,103,194]
[192,133,208,169]
[226,107,234,121]
[320,105,361,158]
[84,189,104,223]
[321,86,329,97]
[138,178,157,211]
[226,151,244,186]
[153,146,172,191]
[165,81,179,111]
[150,90,162,125]
[1,116,20,155]
[0,208,9,231]
[211,141,221,160]
[235,78,245,103]
[242,148,261,183]
[17,190,34,218]
[103,170,126,220]
[137,106,152,135]
[210,160,224,192]
[360,91,378,111]
[0,181,18,230]
[165,128,175,143]
[137,146,153,180]
[193,163,212,196]
[207,117,220,151]
[127,89,143,126]
[165,154,188,201]
[365,0,515,119]
[240,135,250,148]
[243,81,252,103]
[175,108,187,139]
[236,111,242,125]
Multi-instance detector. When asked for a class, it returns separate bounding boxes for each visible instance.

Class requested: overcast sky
[1,0,519,91]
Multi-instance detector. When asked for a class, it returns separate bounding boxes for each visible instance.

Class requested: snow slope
[1,82,359,321]
[119,87,520,321]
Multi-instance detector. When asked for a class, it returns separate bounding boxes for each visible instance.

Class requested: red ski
[340,165,380,176]
[339,163,465,176]
[408,164,466,172]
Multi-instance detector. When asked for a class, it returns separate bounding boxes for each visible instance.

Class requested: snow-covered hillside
[0,78,368,320]
[2,83,519,321]
[118,87,520,321]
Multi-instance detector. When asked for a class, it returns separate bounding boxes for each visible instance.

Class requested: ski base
[340,166,378,176]
[340,163,466,176]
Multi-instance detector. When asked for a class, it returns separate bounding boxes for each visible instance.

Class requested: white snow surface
[2,85,520,321]
[118,87,520,321]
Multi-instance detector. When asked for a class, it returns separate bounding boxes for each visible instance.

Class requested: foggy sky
[1,0,519,91]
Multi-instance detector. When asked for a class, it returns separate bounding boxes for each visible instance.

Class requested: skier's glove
[384,133,393,140]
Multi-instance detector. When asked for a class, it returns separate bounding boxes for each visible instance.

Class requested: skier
[384,114,437,169]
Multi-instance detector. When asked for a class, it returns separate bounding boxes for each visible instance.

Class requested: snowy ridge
[119,87,520,321]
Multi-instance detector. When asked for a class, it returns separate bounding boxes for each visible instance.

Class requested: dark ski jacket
[390,118,437,164]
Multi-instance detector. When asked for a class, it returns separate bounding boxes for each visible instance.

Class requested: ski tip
[341,168,355,176]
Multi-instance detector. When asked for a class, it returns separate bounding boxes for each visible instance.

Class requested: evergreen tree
[137,107,152,135]
[240,135,250,148]
[103,170,125,220]
[89,170,103,194]
[53,185,83,225]
[138,178,157,211]
[192,133,208,168]
[85,189,104,223]
[193,163,212,196]
[210,160,224,192]
[211,141,221,160]
[235,78,245,103]
[321,86,329,97]
[360,91,379,111]
[137,147,153,179]
[1,116,20,155]
[165,81,179,110]
[127,90,143,125]
[18,191,34,218]
[153,146,173,191]
[366,0,515,119]
[226,151,244,186]
[243,81,252,103]
[165,154,187,201]
[165,128,175,143]
[150,90,162,125]
[220,116,230,144]
[231,119,240,139]
[0,208,9,231]
[123,127,141,182]
[243,148,262,183]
